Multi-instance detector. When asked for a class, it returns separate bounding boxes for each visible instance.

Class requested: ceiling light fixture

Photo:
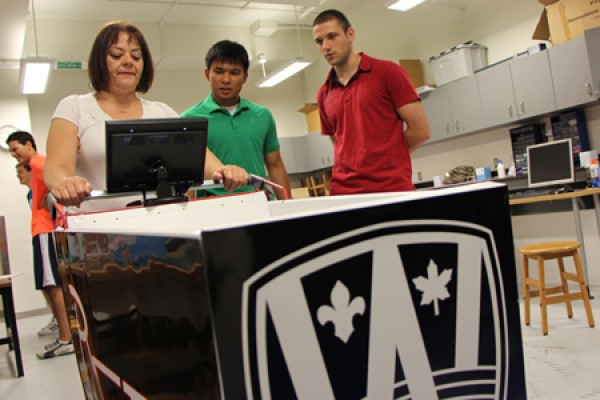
[250,19,278,37]
[256,6,311,88]
[20,57,53,94]
[256,59,311,88]
[385,0,427,11]
[20,0,54,94]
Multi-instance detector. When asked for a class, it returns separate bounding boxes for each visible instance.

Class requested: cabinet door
[305,132,334,170]
[421,86,452,142]
[510,51,556,118]
[477,61,518,127]
[447,76,484,135]
[278,137,297,173]
[549,35,596,109]
[292,136,310,173]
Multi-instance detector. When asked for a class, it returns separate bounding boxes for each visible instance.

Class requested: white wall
[0,69,42,313]
[3,1,600,314]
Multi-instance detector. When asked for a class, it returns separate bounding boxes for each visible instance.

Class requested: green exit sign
[57,61,83,69]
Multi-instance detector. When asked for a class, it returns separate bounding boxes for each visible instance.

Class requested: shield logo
[242,220,510,399]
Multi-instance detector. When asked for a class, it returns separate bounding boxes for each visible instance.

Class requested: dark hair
[16,162,31,172]
[88,21,154,93]
[6,131,37,151]
[205,40,249,73]
[313,9,351,32]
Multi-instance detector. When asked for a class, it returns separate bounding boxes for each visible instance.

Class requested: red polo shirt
[317,53,420,195]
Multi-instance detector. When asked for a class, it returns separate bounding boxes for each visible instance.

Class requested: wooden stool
[519,241,595,335]
[305,175,329,197]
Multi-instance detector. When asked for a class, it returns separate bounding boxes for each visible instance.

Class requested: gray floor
[1,296,599,399]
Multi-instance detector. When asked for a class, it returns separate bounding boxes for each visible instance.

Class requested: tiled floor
[1,295,599,399]
[0,314,83,398]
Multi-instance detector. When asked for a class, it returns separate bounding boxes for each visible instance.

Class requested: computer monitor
[106,117,208,205]
[526,138,574,188]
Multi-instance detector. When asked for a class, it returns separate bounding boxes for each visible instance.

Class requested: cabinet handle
[586,83,593,97]
[455,120,460,133]
[446,122,450,134]
[519,101,525,115]
[508,105,513,118]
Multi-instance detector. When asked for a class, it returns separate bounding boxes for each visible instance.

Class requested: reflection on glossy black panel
[55,232,220,399]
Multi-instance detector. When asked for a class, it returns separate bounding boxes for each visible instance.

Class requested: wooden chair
[519,241,595,335]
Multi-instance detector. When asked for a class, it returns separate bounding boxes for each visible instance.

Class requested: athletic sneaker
[36,339,75,359]
[37,318,59,336]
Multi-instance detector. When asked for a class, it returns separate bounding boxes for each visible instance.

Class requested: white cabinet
[549,26,600,110]
[279,137,298,173]
[511,51,556,118]
[421,76,483,142]
[447,76,484,135]
[421,26,600,144]
[422,86,453,141]
[278,134,333,174]
[477,61,517,126]
[477,51,556,127]
[292,136,311,172]
[305,133,334,170]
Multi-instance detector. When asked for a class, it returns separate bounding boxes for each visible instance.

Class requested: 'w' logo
[242,220,511,400]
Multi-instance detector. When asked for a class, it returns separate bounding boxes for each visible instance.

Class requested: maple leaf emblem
[317,280,365,343]
[413,259,453,316]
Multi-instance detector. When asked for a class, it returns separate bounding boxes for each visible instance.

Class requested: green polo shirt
[182,94,280,196]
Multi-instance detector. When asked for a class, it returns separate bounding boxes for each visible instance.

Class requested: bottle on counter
[589,158,600,188]
[496,160,506,179]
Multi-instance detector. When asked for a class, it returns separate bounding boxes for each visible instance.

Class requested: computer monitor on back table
[526,138,574,189]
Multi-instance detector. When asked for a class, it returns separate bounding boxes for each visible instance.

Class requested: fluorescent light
[385,0,426,11]
[250,20,278,37]
[20,57,54,94]
[256,59,311,88]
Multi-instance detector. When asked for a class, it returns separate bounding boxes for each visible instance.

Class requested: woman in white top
[44,21,249,210]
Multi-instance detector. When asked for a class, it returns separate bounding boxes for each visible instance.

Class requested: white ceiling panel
[0,0,29,60]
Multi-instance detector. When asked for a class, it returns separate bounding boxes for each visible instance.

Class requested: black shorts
[32,233,60,290]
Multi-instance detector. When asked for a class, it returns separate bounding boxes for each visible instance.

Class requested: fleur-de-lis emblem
[317,280,365,343]
[413,259,453,316]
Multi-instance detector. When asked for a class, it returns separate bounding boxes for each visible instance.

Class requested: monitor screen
[106,118,208,199]
[526,138,574,188]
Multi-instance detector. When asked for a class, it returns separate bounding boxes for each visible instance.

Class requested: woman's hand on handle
[50,176,92,207]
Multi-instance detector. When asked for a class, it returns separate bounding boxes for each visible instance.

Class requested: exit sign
[56,61,84,69]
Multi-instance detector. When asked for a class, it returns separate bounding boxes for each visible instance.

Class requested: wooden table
[510,188,600,295]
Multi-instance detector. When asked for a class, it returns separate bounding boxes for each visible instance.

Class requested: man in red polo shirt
[312,9,431,195]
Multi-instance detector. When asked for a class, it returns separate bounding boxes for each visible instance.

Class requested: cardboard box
[398,59,424,88]
[298,103,321,133]
[428,42,487,86]
[533,0,600,45]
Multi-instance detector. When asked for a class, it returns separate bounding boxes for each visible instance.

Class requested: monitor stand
[127,164,190,207]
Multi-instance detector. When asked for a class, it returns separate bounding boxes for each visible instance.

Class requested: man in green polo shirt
[182,40,291,199]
